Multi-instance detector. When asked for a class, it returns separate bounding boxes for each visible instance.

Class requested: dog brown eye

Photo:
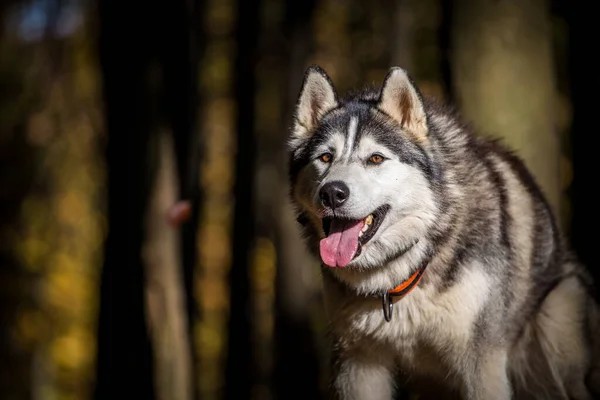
[319,153,333,163]
[369,154,384,164]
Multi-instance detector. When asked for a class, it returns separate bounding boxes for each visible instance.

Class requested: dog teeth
[361,215,373,233]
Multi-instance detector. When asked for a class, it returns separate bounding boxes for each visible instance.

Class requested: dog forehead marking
[343,116,359,161]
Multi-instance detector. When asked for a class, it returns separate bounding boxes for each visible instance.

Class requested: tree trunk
[161,1,205,398]
[451,0,561,222]
[223,0,260,398]
[271,1,324,398]
[94,1,158,398]
[566,2,600,294]
[144,132,193,400]
[390,0,415,71]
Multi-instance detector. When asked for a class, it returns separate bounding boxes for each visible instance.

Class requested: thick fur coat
[287,66,600,400]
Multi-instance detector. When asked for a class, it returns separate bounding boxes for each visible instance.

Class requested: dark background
[0,0,596,399]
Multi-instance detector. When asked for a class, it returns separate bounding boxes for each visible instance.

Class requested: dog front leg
[331,351,396,400]
[462,349,512,400]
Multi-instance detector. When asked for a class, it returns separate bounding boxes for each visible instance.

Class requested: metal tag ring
[382,293,393,322]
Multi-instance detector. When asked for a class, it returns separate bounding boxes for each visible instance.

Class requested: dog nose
[319,181,350,209]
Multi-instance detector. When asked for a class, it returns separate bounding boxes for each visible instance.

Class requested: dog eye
[368,154,385,165]
[318,152,333,163]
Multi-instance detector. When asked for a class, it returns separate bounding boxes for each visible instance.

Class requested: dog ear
[290,66,338,149]
[378,67,428,142]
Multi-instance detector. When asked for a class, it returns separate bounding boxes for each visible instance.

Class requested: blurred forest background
[0,0,596,399]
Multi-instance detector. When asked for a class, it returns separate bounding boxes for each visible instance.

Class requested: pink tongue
[320,219,365,267]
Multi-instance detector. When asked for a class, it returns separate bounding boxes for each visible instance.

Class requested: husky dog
[287,65,600,400]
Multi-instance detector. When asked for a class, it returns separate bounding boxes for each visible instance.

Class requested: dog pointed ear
[290,66,338,148]
[378,67,428,141]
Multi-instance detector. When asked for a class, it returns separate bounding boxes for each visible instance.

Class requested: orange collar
[388,264,427,297]
[382,263,428,322]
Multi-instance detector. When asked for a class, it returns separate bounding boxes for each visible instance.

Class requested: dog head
[288,66,441,289]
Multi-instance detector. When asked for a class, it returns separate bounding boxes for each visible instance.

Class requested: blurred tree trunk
[566,2,599,295]
[390,0,415,71]
[144,132,193,400]
[450,0,561,221]
[223,0,260,398]
[270,1,324,399]
[0,4,52,397]
[96,0,204,397]
[94,1,158,398]
[0,134,37,400]
[0,51,37,399]
[390,0,447,100]
[161,1,205,398]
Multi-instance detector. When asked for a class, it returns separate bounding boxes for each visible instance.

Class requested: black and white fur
[287,65,600,400]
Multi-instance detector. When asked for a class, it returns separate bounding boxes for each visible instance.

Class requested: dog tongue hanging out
[319,219,365,267]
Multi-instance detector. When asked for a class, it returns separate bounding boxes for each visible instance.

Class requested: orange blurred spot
[167,200,192,228]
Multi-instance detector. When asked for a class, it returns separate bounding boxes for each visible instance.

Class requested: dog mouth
[320,205,390,268]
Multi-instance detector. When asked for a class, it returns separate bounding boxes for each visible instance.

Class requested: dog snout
[319,181,350,210]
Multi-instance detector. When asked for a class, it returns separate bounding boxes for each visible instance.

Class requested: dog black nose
[319,181,350,209]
